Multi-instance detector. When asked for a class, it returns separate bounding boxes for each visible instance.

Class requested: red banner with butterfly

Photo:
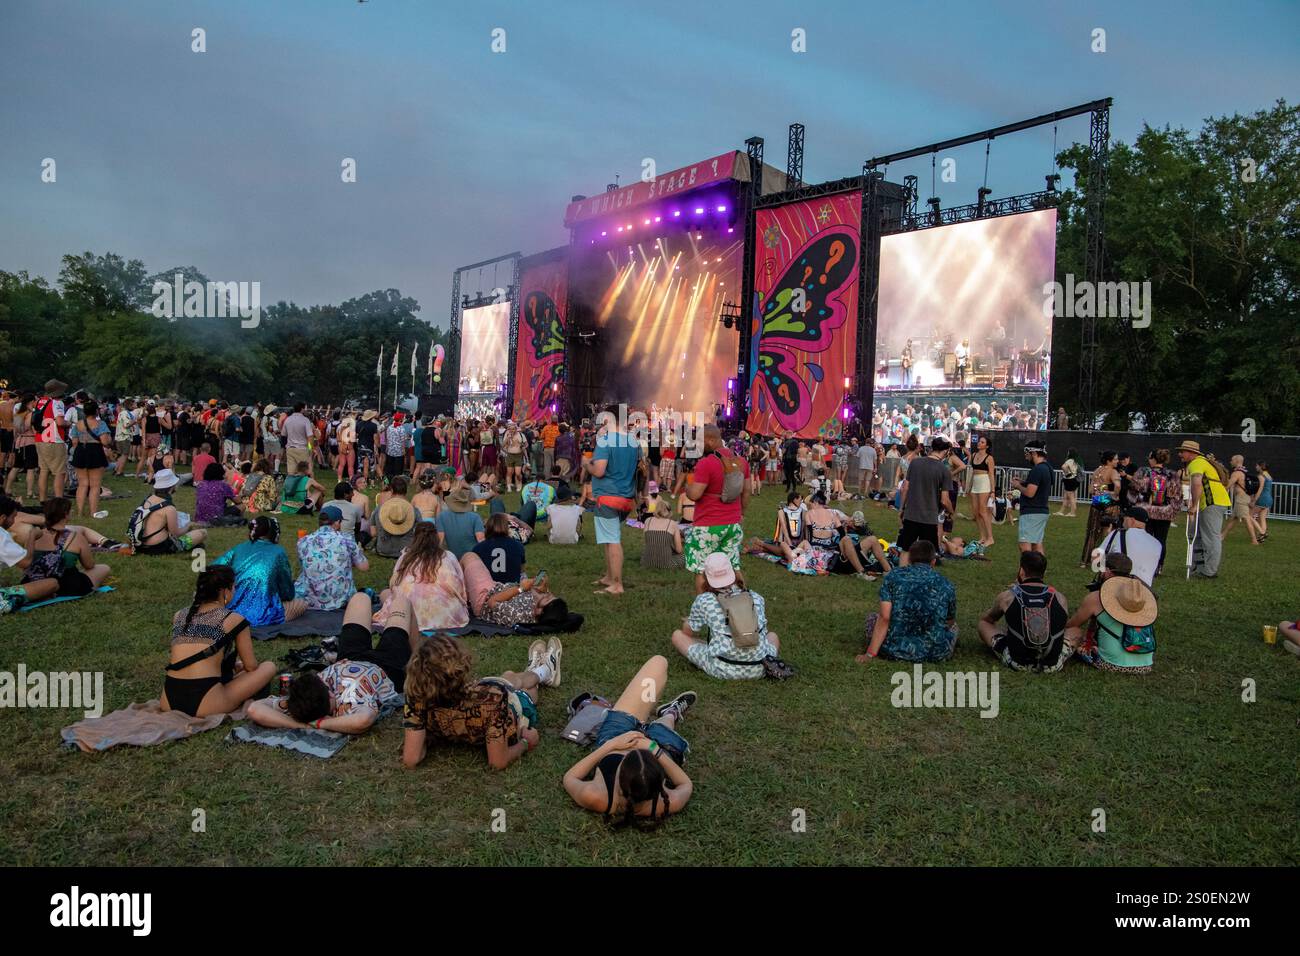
[512,251,568,422]
[745,189,862,440]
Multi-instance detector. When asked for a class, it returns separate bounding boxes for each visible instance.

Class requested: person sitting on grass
[247,591,416,735]
[373,522,468,632]
[1064,552,1158,675]
[411,471,443,524]
[976,550,1071,672]
[295,505,369,612]
[435,486,484,559]
[162,566,276,717]
[857,540,957,664]
[194,461,244,527]
[243,459,279,513]
[211,516,307,627]
[670,552,779,680]
[0,497,59,611]
[279,460,323,514]
[472,512,527,585]
[520,469,556,522]
[17,497,112,598]
[546,483,584,544]
[130,469,208,555]
[401,633,562,770]
[833,510,897,580]
[780,492,843,574]
[641,499,685,569]
[562,655,696,824]
[747,491,806,558]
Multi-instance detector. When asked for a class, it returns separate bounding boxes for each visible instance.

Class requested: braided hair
[185,566,235,627]
[248,515,280,543]
[613,748,671,829]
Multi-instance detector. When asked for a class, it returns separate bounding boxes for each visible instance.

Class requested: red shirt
[192,453,216,479]
[691,449,748,527]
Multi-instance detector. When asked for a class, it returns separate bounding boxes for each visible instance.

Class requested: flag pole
[377,345,384,414]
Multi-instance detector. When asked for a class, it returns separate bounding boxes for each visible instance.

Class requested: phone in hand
[533,569,547,589]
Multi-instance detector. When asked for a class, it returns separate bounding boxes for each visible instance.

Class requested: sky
[1,0,1296,328]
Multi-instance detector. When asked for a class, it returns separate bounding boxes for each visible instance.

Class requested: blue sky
[1,0,1296,326]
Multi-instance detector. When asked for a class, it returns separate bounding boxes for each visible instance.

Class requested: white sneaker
[545,637,563,687]
[527,639,546,672]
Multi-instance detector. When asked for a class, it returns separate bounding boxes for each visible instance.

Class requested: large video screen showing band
[876,208,1057,395]
[568,230,742,414]
[745,189,862,439]
[512,252,567,422]
[459,301,511,395]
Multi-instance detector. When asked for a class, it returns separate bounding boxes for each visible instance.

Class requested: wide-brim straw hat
[362,410,378,422]
[1100,575,1158,628]
[1177,440,1202,454]
[44,379,68,397]
[377,496,416,536]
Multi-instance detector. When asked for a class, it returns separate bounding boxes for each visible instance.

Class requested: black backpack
[1005,583,1067,666]
[1243,471,1260,496]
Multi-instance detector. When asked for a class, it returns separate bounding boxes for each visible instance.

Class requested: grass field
[2,474,1297,867]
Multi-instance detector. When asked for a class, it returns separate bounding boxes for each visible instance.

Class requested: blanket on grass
[19,585,114,612]
[61,699,248,753]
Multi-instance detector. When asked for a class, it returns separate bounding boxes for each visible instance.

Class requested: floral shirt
[294,526,364,611]
[876,564,957,662]
[322,660,400,715]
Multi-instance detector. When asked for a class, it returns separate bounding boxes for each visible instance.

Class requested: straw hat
[1100,575,1158,628]
[43,379,68,397]
[1177,440,1202,455]
[263,404,277,416]
[445,487,473,513]
[362,410,378,422]
[377,496,416,536]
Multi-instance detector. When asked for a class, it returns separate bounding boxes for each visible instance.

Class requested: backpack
[1098,617,1157,655]
[127,497,167,548]
[715,450,745,504]
[715,589,761,649]
[1147,470,1171,507]
[1006,583,1067,664]
[1243,471,1260,496]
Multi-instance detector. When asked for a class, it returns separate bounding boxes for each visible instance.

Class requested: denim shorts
[596,708,689,763]
[1018,512,1049,544]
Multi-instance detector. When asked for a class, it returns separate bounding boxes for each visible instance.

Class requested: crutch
[1185,507,1200,580]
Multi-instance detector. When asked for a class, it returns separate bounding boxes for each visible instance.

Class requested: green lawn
[2,475,1297,866]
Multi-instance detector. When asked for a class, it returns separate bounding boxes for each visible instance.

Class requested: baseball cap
[703,552,737,589]
[319,505,344,523]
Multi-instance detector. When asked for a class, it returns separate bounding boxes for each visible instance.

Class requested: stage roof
[563,150,787,228]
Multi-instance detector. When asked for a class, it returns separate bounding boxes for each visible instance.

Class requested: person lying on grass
[671,552,779,680]
[401,633,562,770]
[247,591,417,735]
[834,510,897,580]
[162,566,276,717]
[562,655,695,824]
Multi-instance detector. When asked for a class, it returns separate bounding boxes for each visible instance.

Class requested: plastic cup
[1263,625,1277,645]
[93,510,109,519]
[297,529,307,539]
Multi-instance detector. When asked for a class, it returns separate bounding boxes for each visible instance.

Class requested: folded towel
[61,698,248,753]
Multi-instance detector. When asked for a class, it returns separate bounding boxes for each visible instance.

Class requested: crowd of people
[1,379,1294,827]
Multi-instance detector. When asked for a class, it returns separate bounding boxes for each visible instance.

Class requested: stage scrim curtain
[745,189,861,439]
[512,252,567,421]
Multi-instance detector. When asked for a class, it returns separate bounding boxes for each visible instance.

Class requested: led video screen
[459,301,512,395]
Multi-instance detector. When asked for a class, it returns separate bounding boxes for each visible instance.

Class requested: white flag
[377,345,384,376]
[427,340,434,376]
[390,345,399,376]
[410,342,419,375]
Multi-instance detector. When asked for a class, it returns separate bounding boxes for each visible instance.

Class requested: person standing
[355,409,379,484]
[1177,440,1231,579]
[1011,439,1052,555]
[585,407,642,596]
[541,416,560,480]
[282,403,314,478]
[31,379,69,501]
[1221,454,1259,545]
[780,431,801,494]
[896,436,952,554]
[683,426,749,593]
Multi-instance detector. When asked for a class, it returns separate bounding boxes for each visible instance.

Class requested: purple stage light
[716,205,727,212]
[654,215,661,222]
[644,218,650,225]
[694,207,704,214]
[727,227,734,233]
[601,230,607,236]
[616,226,623,232]
[727,379,736,390]
[672,210,681,217]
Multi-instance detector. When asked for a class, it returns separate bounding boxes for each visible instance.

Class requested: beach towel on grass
[224,697,403,758]
[251,608,346,641]
[423,617,578,639]
[61,698,248,753]
[19,585,114,612]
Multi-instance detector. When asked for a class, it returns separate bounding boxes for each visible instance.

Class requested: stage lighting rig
[1045,173,1061,192]
[926,196,942,226]
[718,300,743,330]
